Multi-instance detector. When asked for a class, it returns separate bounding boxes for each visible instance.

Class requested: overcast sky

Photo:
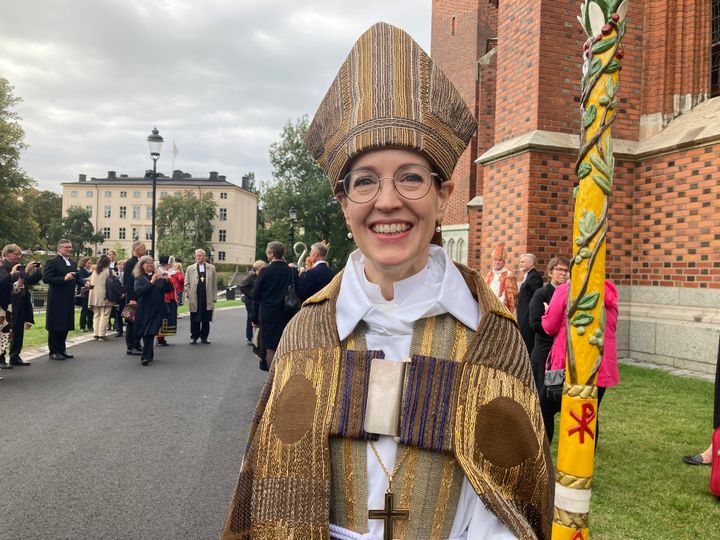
[0,0,431,193]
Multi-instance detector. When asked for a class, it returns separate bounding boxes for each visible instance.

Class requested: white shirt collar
[312,260,328,267]
[336,245,479,340]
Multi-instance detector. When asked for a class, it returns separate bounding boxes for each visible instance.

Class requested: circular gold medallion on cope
[474,396,539,468]
[272,374,318,445]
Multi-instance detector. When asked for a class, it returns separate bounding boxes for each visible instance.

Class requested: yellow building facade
[61,170,257,264]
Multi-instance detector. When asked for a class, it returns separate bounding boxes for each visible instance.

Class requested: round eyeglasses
[341,164,440,204]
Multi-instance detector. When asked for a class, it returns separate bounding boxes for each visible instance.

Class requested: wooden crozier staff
[553,1,628,539]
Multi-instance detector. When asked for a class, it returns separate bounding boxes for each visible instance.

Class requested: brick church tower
[432,0,720,373]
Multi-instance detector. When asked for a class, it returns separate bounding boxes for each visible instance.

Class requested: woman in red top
[156,256,183,345]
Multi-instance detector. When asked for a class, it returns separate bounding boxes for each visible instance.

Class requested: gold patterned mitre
[306,21,477,188]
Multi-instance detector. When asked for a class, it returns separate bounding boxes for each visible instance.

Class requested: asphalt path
[0,307,267,540]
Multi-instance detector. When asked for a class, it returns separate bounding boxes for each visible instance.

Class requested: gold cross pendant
[368,491,409,540]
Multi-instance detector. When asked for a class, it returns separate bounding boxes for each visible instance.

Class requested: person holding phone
[133,255,173,365]
[0,244,43,366]
[44,239,82,360]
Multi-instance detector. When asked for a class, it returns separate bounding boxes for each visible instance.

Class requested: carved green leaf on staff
[577,291,600,310]
[578,163,592,179]
[572,312,595,327]
[583,105,597,128]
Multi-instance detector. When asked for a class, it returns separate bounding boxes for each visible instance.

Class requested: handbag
[284,278,299,312]
[543,353,565,403]
[121,303,136,322]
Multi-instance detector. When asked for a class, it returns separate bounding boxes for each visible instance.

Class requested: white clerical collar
[492,267,508,277]
[198,263,205,271]
[336,245,479,340]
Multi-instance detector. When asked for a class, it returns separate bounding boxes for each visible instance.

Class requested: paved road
[0,307,267,540]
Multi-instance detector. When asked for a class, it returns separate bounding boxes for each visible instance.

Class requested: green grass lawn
[569,364,718,539]
[16,312,719,538]
[21,299,246,350]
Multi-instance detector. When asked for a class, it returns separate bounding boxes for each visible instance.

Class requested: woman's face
[549,263,569,286]
[143,260,155,274]
[338,148,453,281]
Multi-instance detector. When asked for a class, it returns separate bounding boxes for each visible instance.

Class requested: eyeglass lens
[343,165,436,203]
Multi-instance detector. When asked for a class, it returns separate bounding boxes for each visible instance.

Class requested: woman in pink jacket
[541,279,620,445]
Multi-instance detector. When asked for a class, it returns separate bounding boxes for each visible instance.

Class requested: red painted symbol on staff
[571,531,585,540]
[568,403,595,444]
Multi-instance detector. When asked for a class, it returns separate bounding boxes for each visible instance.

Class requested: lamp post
[288,207,297,249]
[146,127,164,257]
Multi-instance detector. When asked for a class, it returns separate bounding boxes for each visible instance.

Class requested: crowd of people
[239,240,334,371]
[488,245,621,446]
[0,239,218,375]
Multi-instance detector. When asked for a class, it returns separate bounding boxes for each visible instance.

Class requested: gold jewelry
[369,440,409,492]
[368,441,410,540]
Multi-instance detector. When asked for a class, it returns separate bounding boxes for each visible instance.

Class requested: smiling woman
[222,22,553,540]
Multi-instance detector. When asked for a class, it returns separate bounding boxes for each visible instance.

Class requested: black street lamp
[288,207,297,248]
[147,127,164,256]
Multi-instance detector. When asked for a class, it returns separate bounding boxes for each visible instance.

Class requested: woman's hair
[266,241,285,260]
[253,260,266,271]
[95,254,110,274]
[133,255,155,278]
[1,244,21,258]
[172,262,183,272]
[78,257,90,269]
[546,256,570,274]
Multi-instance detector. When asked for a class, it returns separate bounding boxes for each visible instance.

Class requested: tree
[111,241,127,260]
[0,78,38,248]
[156,191,217,263]
[257,116,353,269]
[21,188,62,250]
[51,206,104,257]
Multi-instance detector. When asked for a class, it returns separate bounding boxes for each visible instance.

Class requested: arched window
[457,238,466,264]
[447,238,456,260]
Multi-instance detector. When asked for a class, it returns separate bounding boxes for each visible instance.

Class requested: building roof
[62,170,254,193]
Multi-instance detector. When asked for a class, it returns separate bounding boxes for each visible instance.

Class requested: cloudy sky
[1,0,431,193]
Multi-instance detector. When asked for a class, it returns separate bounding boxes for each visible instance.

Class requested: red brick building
[433,0,720,373]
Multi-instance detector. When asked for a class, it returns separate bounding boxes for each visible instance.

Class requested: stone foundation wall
[616,285,720,375]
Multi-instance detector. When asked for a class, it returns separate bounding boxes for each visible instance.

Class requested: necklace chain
[369,440,409,492]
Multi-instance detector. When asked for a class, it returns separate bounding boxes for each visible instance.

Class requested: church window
[219,229,227,242]
[102,227,111,239]
[218,251,226,261]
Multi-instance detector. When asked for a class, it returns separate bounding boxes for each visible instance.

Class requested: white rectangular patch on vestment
[363,357,408,437]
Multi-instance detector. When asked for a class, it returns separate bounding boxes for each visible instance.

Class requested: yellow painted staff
[553,1,628,539]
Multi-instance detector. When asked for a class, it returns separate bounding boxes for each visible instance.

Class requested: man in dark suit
[123,241,146,355]
[296,242,334,301]
[516,253,544,355]
[44,239,82,360]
